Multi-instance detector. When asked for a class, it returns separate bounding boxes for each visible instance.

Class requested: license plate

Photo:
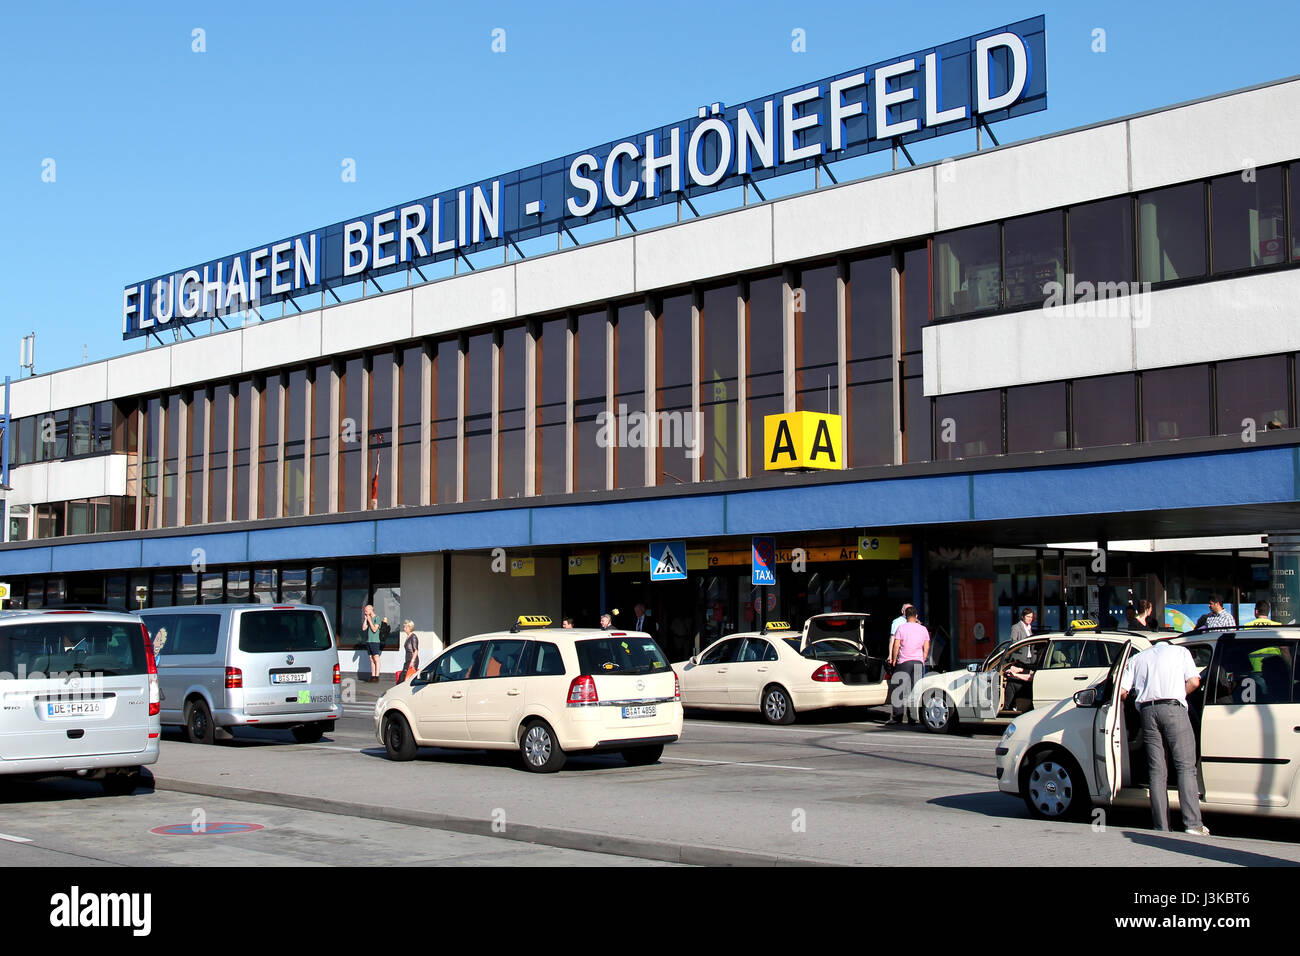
[47,700,103,717]
[272,673,309,684]
[621,705,657,719]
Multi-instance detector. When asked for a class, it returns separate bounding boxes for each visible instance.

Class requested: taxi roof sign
[1068,619,1098,631]
[512,614,552,632]
[761,621,794,633]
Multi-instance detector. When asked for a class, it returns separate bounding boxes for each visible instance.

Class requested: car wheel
[1023,750,1090,821]
[101,769,142,796]
[762,685,796,725]
[291,721,327,744]
[621,744,664,766]
[920,689,958,734]
[519,719,566,773]
[383,713,418,761]
[184,699,215,745]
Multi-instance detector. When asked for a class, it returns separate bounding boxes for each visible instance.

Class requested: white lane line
[0,833,32,843]
[683,722,995,748]
[313,745,370,753]
[663,756,821,772]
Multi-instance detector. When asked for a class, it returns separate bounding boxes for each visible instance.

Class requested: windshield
[238,609,332,653]
[805,616,866,645]
[576,636,671,676]
[0,620,147,677]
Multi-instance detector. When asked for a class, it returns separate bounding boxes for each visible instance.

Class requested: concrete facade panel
[515,239,635,315]
[634,206,773,291]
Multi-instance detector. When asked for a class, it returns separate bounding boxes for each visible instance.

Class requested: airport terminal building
[3,30,1299,670]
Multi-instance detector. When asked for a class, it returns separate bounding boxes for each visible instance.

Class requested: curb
[150,776,841,867]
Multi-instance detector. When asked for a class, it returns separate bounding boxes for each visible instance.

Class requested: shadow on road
[1124,831,1300,865]
[928,790,1030,820]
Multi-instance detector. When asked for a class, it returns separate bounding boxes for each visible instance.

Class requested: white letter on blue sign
[782,86,823,163]
[643,128,680,198]
[178,270,201,318]
[202,262,224,315]
[829,73,865,150]
[687,118,732,187]
[372,211,397,269]
[270,241,293,294]
[225,257,248,310]
[924,52,967,126]
[152,277,175,324]
[976,33,1029,113]
[604,142,641,207]
[399,204,428,261]
[471,181,500,243]
[248,247,270,300]
[567,154,600,217]
[875,59,919,139]
[293,235,317,287]
[122,286,139,334]
[343,221,368,276]
[430,198,456,253]
[735,101,774,174]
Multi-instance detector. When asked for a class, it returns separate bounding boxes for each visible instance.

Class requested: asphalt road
[3,699,1299,867]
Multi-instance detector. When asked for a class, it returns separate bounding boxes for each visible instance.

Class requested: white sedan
[908,622,1151,733]
[673,622,889,724]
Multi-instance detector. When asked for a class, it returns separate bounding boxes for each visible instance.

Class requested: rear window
[238,610,332,654]
[576,636,670,675]
[806,617,866,643]
[0,619,148,678]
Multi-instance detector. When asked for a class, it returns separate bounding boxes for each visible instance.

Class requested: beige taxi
[373,616,682,772]
[673,621,889,724]
[908,621,1150,734]
[998,628,1300,821]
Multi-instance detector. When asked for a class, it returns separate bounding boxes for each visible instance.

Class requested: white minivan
[139,604,341,744]
[0,609,160,794]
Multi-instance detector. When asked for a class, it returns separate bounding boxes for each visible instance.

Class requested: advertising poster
[957,578,997,661]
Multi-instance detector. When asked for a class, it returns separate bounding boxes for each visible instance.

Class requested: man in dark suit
[632,603,656,637]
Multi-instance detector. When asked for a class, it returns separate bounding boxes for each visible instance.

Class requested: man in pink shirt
[886,607,931,726]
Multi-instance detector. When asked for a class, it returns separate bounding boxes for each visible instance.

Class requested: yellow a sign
[764,412,843,471]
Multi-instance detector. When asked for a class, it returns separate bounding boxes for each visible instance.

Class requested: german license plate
[621,705,656,719]
[272,673,308,684]
[47,700,103,717]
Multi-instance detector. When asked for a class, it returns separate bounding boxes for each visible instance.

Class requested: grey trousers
[1140,703,1203,831]
[890,661,923,719]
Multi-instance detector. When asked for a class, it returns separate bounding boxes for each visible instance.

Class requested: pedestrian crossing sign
[649,541,688,581]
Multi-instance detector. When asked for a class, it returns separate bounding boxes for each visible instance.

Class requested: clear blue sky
[1,0,1296,378]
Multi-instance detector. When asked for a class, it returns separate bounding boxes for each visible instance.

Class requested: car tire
[101,768,142,796]
[920,689,958,734]
[1022,750,1090,822]
[621,744,664,766]
[382,713,418,761]
[762,685,796,725]
[184,699,215,745]
[519,719,566,773]
[291,721,328,744]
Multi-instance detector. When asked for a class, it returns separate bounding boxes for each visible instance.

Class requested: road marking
[663,756,821,772]
[682,720,994,748]
[0,833,32,843]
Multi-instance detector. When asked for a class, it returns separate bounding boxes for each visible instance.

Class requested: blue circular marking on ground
[150,822,265,836]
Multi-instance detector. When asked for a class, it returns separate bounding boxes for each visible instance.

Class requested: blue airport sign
[122,16,1046,340]
[650,541,688,581]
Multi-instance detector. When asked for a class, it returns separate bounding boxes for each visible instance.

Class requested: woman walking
[398,620,420,684]
[361,605,382,683]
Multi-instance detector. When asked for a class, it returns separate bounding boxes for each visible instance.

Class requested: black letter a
[810,420,836,463]
[770,419,796,464]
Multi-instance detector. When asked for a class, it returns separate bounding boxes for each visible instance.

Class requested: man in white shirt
[890,604,913,642]
[1120,642,1208,835]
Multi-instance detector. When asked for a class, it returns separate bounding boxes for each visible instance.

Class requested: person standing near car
[397,620,419,684]
[1202,595,1236,629]
[1119,641,1209,835]
[361,605,382,683]
[886,607,930,726]
[1008,607,1034,644]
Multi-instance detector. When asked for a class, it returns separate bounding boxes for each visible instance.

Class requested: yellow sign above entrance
[764,412,843,470]
[857,536,901,560]
[567,554,599,575]
[509,558,535,577]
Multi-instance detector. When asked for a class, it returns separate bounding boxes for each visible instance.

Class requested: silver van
[138,604,341,744]
[0,609,160,794]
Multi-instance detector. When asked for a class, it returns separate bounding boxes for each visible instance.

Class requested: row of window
[6,401,130,465]
[933,160,1300,319]
[930,355,1294,461]
[15,497,133,540]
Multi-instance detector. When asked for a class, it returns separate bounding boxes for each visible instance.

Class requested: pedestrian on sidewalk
[887,607,930,726]
[397,620,420,683]
[361,605,382,683]
[1119,641,1209,835]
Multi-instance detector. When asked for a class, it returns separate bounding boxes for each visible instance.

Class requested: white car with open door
[997,628,1300,822]
[909,621,1150,734]
[673,620,889,725]
[374,616,682,773]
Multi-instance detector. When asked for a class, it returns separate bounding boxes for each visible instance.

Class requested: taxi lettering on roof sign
[764,621,793,631]
[515,615,552,628]
[1068,619,1098,630]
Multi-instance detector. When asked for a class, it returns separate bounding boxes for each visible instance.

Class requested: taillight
[226,667,243,689]
[333,663,341,685]
[811,663,841,683]
[141,623,160,717]
[675,675,680,700]
[567,675,599,705]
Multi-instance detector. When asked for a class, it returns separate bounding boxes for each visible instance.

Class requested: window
[237,609,332,654]
[368,351,395,508]
[1211,166,1285,273]
[746,275,785,477]
[1138,183,1207,283]
[795,265,838,413]
[614,303,646,488]
[232,379,253,520]
[186,391,206,525]
[1142,365,1210,441]
[901,247,930,463]
[259,375,282,519]
[140,399,160,528]
[933,223,1000,318]
[574,310,607,492]
[1072,374,1136,448]
[699,284,739,481]
[700,638,743,665]
[339,357,363,512]
[1208,639,1296,705]
[1292,162,1300,261]
[575,636,670,675]
[433,642,483,682]
[476,639,528,678]
[171,615,220,656]
[739,638,778,662]
[432,338,459,503]
[1043,640,1085,669]
[524,641,566,676]
[162,396,179,527]
[1003,211,1064,309]
[284,369,307,517]
[310,565,338,636]
[1068,197,1134,293]
[656,294,693,486]
[934,389,1001,460]
[464,333,493,500]
[71,405,92,457]
[210,384,231,522]
[226,568,250,603]
[499,326,527,498]
[1217,356,1289,435]
[310,363,331,515]
[1006,382,1067,453]
[536,319,568,495]
[397,345,424,505]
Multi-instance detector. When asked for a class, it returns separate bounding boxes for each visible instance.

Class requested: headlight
[1002,722,1016,740]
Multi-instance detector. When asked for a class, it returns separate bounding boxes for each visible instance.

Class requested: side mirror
[1073,687,1098,708]
[966,663,979,672]
[689,655,699,666]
